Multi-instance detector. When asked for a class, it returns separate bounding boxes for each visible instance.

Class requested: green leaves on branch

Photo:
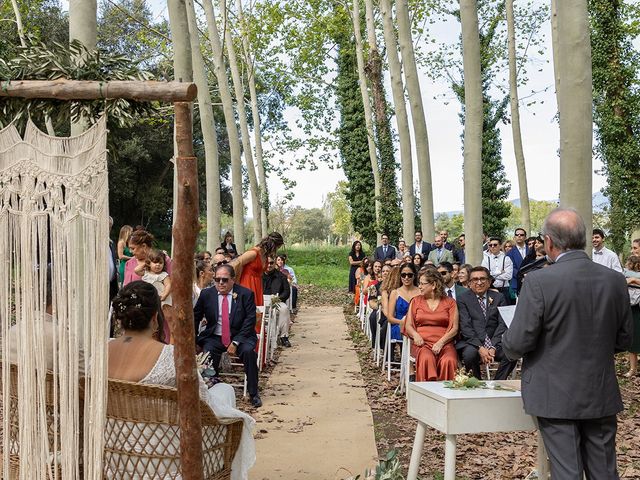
[0,37,157,130]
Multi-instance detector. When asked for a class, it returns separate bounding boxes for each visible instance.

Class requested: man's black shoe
[280,336,292,348]
[250,394,262,408]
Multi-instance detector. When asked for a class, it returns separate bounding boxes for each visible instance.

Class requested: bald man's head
[542,208,586,253]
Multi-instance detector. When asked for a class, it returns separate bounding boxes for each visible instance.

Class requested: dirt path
[250,306,378,480]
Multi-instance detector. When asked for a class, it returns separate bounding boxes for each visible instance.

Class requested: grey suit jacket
[502,250,633,419]
[427,248,453,266]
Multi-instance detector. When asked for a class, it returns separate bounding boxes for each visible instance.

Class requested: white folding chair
[400,336,416,396]
[257,300,272,372]
[381,323,404,381]
[374,309,383,366]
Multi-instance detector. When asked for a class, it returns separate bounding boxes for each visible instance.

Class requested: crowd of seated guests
[351,227,640,384]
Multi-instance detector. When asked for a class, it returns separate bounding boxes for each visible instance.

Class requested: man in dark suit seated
[374,233,397,261]
[503,208,632,479]
[456,266,516,380]
[409,230,431,258]
[193,264,262,407]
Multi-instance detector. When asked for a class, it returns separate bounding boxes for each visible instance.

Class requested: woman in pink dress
[122,228,172,342]
[123,229,172,285]
[405,269,459,381]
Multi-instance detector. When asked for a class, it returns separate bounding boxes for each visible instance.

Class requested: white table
[406,380,544,480]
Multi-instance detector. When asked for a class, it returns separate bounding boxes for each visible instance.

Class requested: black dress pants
[457,344,517,380]
[200,335,259,397]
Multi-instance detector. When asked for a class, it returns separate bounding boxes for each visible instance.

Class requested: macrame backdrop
[0,117,109,479]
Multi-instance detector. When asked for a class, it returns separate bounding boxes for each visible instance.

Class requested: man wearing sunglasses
[506,228,529,303]
[193,264,262,407]
[481,237,513,303]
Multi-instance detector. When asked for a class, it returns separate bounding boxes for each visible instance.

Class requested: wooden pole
[172,101,204,480]
[0,79,197,102]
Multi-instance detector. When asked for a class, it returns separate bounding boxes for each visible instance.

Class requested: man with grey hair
[503,208,632,479]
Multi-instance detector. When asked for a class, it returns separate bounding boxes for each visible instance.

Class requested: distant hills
[438,191,609,217]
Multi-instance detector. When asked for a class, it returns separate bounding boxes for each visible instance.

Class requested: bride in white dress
[109,281,255,480]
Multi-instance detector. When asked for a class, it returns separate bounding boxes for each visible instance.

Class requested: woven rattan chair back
[104,379,242,480]
[0,363,62,478]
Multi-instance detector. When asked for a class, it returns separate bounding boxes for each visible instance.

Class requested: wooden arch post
[1,80,204,480]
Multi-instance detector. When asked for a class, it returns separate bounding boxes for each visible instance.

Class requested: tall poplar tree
[590,0,640,251]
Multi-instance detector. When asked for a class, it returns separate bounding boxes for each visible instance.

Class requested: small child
[141,249,172,306]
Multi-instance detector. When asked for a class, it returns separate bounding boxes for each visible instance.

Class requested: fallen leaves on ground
[343,303,640,480]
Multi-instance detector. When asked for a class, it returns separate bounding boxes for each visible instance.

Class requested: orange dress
[408,296,458,381]
[238,247,264,306]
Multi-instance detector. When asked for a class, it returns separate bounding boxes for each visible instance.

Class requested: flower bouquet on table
[443,369,515,391]
[196,351,219,389]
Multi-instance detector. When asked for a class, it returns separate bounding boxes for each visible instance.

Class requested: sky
[64,0,608,216]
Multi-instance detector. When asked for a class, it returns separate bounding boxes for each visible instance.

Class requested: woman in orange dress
[231,232,284,306]
[405,269,459,381]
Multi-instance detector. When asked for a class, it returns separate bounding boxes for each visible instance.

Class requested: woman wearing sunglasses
[388,263,420,346]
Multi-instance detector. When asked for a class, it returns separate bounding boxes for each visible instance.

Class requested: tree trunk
[555,0,593,247]
[551,0,561,106]
[506,0,531,234]
[185,0,221,251]
[222,0,262,245]
[172,102,205,480]
[352,0,381,235]
[364,0,400,244]
[459,0,484,266]
[168,0,193,254]
[69,0,97,136]
[379,0,415,241]
[10,0,26,46]
[202,0,246,252]
[395,0,435,241]
[236,0,269,237]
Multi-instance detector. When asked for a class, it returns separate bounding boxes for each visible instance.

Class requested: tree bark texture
[172,102,205,480]
[168,0,194,253]
[551,0,561,107]
[365,0,394,245]
[352,0,382,235]
[555,0,593,244]
[395,0,435,241]
[236,0,269,238]
[203,0,246,253]
[0,80,198,101]
[506,0,531,234]
[10,0,26,46]
[459,0,484,266]
[222,0,262,245]
[185,0,222,252]
[379,0,415,242]
[69,0,97,136]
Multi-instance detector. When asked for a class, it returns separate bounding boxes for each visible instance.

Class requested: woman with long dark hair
[231,232,284,307]
[348,240,365,293]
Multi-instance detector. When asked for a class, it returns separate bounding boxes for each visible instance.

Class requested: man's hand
[479,346,494,364]
[227,342,237,356]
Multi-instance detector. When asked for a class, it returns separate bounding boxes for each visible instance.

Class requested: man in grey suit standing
[503,208,633,480]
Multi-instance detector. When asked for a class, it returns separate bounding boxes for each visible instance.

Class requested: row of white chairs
[355,291,518,396]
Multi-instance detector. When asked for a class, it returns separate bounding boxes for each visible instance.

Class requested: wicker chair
[0,363,65,478]
[104,379,243,480]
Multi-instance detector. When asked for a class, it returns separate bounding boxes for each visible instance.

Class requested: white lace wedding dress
[107,344,256,480]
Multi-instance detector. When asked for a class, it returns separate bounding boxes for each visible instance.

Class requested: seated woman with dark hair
[108,281,255,479]
[404,269,459,381]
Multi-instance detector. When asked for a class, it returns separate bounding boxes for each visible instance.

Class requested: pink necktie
[221,294,231,347]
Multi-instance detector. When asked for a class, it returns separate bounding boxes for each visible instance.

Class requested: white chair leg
[387,328,392,382]
[381,327,389,372]
[375,316,381,366]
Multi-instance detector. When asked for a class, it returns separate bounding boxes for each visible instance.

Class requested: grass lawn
[285,245,350,289]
